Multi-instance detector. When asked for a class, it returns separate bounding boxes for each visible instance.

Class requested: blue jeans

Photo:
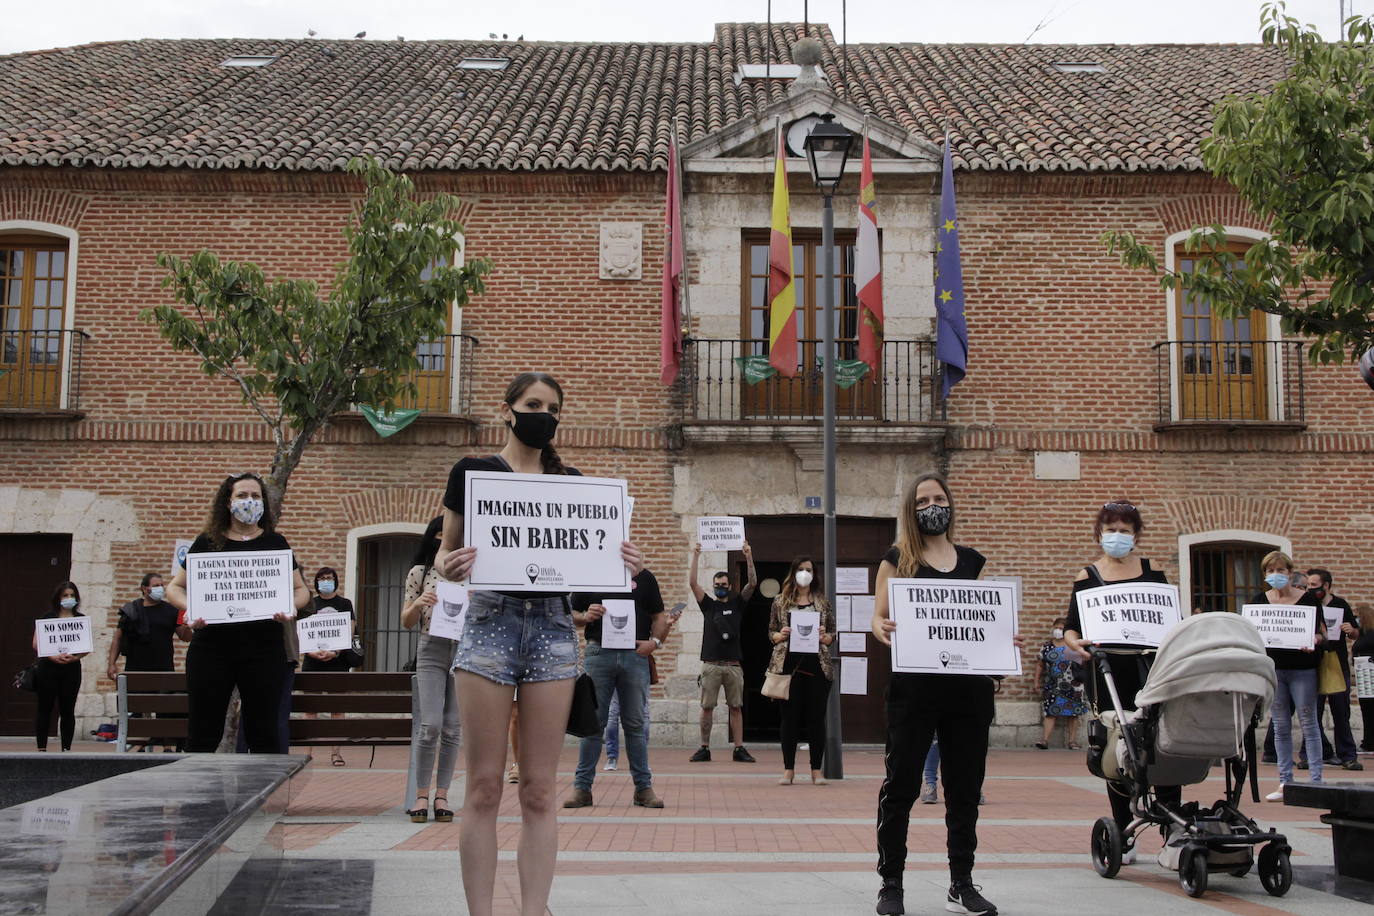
[923,739,940,785]
[575,644,651,790]
[604,690,651,761]
[1272,668,1323,785]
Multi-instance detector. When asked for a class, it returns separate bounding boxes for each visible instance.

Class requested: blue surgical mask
[231,497,265,525]
[1100,532,1135,559]
[148,586,165,601]
[1265,572,1290,590]
[59,597,77,610]
[714,586,729,599]
[318,580,336,595]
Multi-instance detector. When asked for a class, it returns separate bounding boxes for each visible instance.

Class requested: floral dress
[1040,642,1087,718]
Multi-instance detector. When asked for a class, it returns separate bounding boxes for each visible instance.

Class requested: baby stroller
[1086,612,1292,898]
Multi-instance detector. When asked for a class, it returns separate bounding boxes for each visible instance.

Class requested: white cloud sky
[0,0,1367,55]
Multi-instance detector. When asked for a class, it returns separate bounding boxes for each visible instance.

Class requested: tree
[144,157,491,507]
[1105,2,1374,363]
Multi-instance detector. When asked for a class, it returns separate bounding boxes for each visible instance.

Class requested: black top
[186,530,295,643]
[302,595,355,620]
[443,454,583,600]
[1064,559,1169,644]
[118,599,181,672]
[574,569,664,644]
[882,544,987,580]
[1064,559,1169,712]
[1352,628,1374,660]
[1250,590,1324,670]
[698,592,747,662]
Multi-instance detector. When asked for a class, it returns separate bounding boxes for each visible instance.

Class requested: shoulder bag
[566,673,600,737]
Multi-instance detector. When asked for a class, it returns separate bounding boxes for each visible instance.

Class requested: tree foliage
[1105,2,1374,363]
[144,157,491,506]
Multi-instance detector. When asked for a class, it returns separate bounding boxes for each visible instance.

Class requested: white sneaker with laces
[1265,788,1285,801]
[604,758,618,771]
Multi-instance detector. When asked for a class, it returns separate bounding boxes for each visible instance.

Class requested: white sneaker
[604,758,618,771]
[1121,844,1137,865]
[1265,788,1285,802]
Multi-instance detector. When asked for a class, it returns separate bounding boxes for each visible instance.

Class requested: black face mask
[916,504,953,536]
[1309,586,1327,603]
[507,408,559,450]
[714,586,730,599]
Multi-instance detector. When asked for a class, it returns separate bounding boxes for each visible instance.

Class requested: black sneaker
[689,746,711,763]
[946,878,997,916]
[875,880,904,915]
[1341,758,1365,771]
[733,746,757,763]
[1261,753,1277,764]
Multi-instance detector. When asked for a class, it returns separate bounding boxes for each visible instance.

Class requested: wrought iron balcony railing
[0,329,89,411]
[1152,339,1305,427]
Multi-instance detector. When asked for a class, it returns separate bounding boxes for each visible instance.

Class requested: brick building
[1,25,1369,747]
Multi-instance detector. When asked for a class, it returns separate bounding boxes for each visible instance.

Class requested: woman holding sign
[32,581,88,751]
[767,556,835,785]
[300,566,358,768]
[437,372,644,916]
[165,472,311,754]
[871,473,1018,916]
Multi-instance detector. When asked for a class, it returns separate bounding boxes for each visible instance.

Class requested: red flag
[855,133,884,375]
[660,136,684,385]
[767,125,798,377]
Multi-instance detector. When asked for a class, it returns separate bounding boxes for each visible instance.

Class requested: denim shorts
[453,592,578,686]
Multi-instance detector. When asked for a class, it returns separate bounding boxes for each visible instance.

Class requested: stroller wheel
[1258,845,1292,897]
[1179,848,1208,898]
[1090,816,1123,878]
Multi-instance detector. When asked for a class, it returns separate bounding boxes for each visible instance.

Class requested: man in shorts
[688,541,757,763]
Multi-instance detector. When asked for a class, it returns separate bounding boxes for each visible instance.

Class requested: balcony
[390,333,479,415]
[674,338,945,447]
[0,329,88,414]
[1152,339,1306,431]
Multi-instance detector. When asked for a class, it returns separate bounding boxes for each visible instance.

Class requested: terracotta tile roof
[0,24,1287,173]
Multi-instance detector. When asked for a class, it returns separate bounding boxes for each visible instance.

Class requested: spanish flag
[767,124,798,377]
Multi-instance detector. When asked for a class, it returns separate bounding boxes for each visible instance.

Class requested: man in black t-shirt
[1307,568,1364,770]
[688,541,758,763]
[108,572,191,751]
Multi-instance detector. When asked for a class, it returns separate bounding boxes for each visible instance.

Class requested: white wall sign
[834,595,852,632]
[835,567,869,594]
[888,578,1022,676]
[464,471,630,593]
[297,612,353,653]
[789,609,821,653]
[839,632,867,653]
[430,581,469,642]
[1076,582,1182,648]
[848,595,876,631]
[21,802,82,836]
[35,616,92,657]
[600,598,637,649]
[1240,602,1318,650]
[186,550,294,624]
[696,516,745,551]
[840,657,868,695]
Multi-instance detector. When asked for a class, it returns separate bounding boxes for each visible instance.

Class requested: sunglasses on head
[1102,501,1136,510]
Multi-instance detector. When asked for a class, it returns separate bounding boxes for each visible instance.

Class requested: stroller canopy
[1134,612,1276,709]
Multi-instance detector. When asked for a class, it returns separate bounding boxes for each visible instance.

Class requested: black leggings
[877,674,994,882]
[35,660,81,751]
[780,669,831,771]
[185,624,287,753]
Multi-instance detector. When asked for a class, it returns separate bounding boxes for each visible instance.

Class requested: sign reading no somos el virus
[186,550,295,624]
[464,472,630,593]
[888,578,1022,676]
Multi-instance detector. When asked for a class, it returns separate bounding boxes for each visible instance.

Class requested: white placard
[889,578,1023,676]
[297,612,353,653]
[1322,604,1344,638]
[834,595,852,632]
[600,598,637,649]
[840,657,868,695]
[21,802,82,836]
[464,471,629,593]
[625,495,636,530]
[35,616,92,657]
[1354,656,1374,699]
[848,595,876,631]
[839,632,867,653]
[172,538,193,574]
[430,581,469,641]
[696,516,745,551]
[789,609,821,653]
[835,567,869,594]
[1075,582,1182,648]
[1241,602,1318,650]
[186,549,295,624]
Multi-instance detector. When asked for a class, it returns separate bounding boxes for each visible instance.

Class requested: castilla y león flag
[767,125,798,377]
[855,132,883,376]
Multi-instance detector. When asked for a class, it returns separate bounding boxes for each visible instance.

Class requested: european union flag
[935,139,967,399]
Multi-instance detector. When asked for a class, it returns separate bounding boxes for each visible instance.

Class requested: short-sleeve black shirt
[698,592,747,662]
[119,600,181,671]
[574,569,664,644]
[882,544,986,580]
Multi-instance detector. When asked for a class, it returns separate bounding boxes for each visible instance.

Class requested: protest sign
[697,516,745,551]
[1322,604,1344,639]
[835,567,869,594]
[297,612,353,653]
[430,582,469,642]
[1075,582,1182,647]
[1240,602,1318,650]
[186,549,294,624]
[888,578,1022,676]
[601,598,637,649]
[464,471,629,593]
[1354,656,1374,699]
[35,616,92,657]
[172,538,193,574]
[840,657,868,695]
[789,609,821,654]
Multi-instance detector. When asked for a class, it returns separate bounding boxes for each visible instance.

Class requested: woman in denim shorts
[439,372,643,916]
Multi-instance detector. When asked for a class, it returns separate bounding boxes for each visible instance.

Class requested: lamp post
[803,113,853,781]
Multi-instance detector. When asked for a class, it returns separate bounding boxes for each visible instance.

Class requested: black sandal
[407,797,429,824]
[433,795,454,823]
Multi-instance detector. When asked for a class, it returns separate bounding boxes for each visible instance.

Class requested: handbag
[566,673,600,737]
[12,665,37,693]
[339,635,366,669]
[761,671,792,701]
[1317,649,1346,696]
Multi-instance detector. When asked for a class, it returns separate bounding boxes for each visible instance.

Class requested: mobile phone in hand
[668,602,687,620]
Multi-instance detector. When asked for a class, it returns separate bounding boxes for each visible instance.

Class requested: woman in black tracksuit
[871,472,1019,916]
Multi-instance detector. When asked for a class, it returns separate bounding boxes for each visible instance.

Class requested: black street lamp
[802,112,853,781]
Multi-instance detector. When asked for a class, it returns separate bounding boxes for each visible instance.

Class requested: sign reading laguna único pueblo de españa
[1075,582,1182,648]
[888,578,1022,676]
[186,550,295,624]
[464,471,630,593]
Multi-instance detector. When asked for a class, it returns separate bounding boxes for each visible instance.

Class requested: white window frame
[1177,529,1291,614]
[0,221,79,409]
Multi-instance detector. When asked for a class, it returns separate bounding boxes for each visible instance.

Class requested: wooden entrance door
[0,535,72,735]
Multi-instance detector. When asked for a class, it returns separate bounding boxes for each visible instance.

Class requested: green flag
[734,355,779,385]
[833,359,871,389]
[360,405,421,437]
